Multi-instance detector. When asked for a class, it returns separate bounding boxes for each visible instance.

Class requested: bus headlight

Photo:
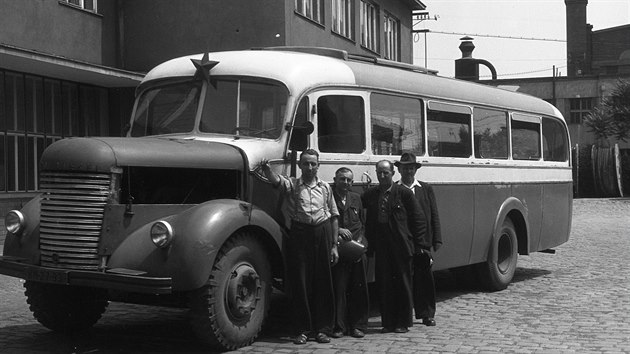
[5,210,26,235]
[150,220,174,248]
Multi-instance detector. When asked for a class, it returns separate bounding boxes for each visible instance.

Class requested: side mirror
[285,121,314,135]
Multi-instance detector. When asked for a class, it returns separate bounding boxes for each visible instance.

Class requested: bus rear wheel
[188,231,272,350]
[477,219,518,291]
[24,281,108,333]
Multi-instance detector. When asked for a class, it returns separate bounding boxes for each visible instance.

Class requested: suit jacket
[361,183,427,260]
[333,190,366,247]
[410,181,442,251]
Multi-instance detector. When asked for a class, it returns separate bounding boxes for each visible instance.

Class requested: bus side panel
[511,184,543,252]
[432,184,474,270]
[469,184,512,264]
[538,182,572,251]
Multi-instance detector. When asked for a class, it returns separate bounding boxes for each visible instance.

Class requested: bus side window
[511,118,541,160]
[289,97,309,151]
[370,93,424,156]
[317,95,365,153]
[473,107,508,159]
[542,117,568,162]
[427,109,471,158]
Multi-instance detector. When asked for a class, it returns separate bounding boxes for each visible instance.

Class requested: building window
[569,98,592,124]
[360,1,378,52]
[383,13,399,60]
[295,0,323,24]
[62,0,98,13]
[1,70,108,193]
[332,0,353,40]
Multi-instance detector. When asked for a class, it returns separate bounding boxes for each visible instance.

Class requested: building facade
[0,0,425,237]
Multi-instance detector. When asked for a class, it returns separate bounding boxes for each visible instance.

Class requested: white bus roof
[140,47,563,121]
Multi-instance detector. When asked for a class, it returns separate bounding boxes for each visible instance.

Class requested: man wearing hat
[395,152,442,327]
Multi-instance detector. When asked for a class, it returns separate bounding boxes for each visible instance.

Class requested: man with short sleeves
[259,149,339,345]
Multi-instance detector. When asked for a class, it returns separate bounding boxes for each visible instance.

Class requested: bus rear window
[542,117,568,162]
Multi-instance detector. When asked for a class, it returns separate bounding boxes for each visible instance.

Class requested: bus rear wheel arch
[188,230,272,350]
[477,218,518,291]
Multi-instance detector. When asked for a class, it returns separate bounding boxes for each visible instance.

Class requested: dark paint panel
[471,184,512,264]
[512,184,544,252]
[431,184,474,270]
[540,183,573,250]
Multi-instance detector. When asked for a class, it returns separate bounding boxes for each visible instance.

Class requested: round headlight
[150,221,174,248]
[5,210,26,235]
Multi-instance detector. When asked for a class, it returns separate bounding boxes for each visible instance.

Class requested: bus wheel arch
[188,229,273,350]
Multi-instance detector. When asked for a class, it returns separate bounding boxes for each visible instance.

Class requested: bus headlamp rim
[150,220,174,248]
[5,210,26,235]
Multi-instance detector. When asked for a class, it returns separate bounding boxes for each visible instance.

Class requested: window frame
[332,0,354,40]
[295,0,324,25]
[60,0,98,14]
[360,0,379,53]
[383,12,400,61]
[568,97,593,125]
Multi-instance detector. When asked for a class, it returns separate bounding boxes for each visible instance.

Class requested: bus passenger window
[427,109,471,158]
[317,95,365,153]
[370,94,424,156]
[473,108,508,159]
[511,118,541,160]
[542,117,568,162]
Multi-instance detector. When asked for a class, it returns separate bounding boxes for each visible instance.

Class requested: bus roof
[140,47,563,121]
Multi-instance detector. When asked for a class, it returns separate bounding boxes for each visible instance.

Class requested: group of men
[259,149,442,345]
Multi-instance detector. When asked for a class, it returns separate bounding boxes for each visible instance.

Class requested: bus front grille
[39,171,111,270]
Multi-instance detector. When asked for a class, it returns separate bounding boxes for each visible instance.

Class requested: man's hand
[330,246,339,266]
[338,228,352,241]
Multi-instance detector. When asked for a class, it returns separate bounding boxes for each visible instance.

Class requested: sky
[413,0,630,79]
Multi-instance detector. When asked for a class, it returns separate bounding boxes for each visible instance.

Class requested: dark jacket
[362,183,427,259]
[333,190,366,247]
[410,181,442,251]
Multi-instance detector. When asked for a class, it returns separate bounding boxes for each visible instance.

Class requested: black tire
[476,219,518,291]
[24,281,108,333]
[188,231,272,350]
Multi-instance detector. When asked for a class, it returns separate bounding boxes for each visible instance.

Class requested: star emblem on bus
[190,52,219,82]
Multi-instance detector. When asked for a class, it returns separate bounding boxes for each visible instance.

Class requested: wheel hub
[226,263,261,321]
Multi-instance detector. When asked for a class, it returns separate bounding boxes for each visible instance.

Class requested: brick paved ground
[1,198,629,353]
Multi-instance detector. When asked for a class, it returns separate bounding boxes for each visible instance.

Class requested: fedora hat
[394,152,422,168]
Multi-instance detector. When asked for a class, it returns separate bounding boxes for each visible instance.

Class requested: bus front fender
[107,199,283,291]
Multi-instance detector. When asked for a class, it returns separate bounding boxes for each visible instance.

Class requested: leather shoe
[293,333,307,345]
[350,328,365,338]
[422,317,436,326]
[394,327,408,333]
[331,330,344,338]
[315,332,331,343]
[381,327,393,333]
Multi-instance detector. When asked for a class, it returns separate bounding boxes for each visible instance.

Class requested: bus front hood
[40,137,246,173]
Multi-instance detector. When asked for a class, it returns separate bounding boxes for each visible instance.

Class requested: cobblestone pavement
[1,198,629,353]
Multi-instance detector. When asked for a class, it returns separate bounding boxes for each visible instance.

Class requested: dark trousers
[332,254,369,333]
[374,223,413,329]
[286,221,335,335]
[413,251,436,319]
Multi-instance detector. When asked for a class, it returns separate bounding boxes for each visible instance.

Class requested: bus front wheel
[477,219,518,291]
[188,231,272,350]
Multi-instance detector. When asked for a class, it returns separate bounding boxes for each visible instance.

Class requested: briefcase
[338,239,366,263]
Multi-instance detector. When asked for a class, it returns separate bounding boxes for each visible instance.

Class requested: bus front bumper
[0,256,172,294]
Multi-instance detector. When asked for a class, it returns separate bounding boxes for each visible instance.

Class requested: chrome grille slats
[39,171,112,270]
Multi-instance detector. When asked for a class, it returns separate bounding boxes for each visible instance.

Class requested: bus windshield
[131,81,201,137]
[130,79,288,139]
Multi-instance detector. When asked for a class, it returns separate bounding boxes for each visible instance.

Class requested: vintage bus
[1,47,572,350]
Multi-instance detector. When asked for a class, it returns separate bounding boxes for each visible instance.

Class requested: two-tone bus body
[1,47,572,350]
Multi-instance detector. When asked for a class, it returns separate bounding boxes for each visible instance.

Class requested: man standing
[362,160,426,333]
[259,149,339,345]
[331,167,369,339]
[395,152,442,327]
